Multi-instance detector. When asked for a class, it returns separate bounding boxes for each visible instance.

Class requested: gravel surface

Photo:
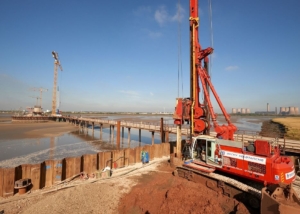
[0,160,164,214]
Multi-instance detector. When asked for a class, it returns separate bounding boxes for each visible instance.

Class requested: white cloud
[225,66,239,71]
[155,6,168,26]
[150,92,154,96]
[154,4,185,26]
[171,3,185,22]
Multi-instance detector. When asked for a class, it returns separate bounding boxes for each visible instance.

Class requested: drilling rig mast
[51,51,63,115]
[173,0,236,140]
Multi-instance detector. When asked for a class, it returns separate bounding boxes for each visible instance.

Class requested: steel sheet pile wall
[0,143,170,198]
[64,156,81,180]
[30,164,41,191]
[83,154,97,174]
[124,148,136,166]
[113,150,124,169]
[135,146,142,164]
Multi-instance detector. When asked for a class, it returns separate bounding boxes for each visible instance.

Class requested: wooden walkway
[61,116,300,154]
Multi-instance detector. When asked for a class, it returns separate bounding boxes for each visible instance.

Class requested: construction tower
[51,51,63,115]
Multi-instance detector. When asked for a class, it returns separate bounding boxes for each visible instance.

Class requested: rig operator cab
[186,135,223,168]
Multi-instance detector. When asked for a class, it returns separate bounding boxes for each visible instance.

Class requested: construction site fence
[0,143,170,198]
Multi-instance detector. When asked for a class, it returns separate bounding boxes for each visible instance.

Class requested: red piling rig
[173,0,237,140]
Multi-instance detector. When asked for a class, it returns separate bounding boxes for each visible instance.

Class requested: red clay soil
[118,162,251,214]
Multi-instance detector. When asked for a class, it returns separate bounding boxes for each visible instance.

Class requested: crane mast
[173,0,237,140]
[51,51,63,115]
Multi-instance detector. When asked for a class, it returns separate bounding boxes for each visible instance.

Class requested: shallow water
[0,125,176,167]
[0,115,265,167]
[233,117,262,132]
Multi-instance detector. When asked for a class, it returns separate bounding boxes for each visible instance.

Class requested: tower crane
[30,87,48,107]
[51,51,63,115]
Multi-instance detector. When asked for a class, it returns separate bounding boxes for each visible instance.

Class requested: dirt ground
[0,161,251,214]
[118,162,251,214]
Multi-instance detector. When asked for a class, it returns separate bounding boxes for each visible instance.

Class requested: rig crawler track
[175,166,262,209]
[175,166,300,210]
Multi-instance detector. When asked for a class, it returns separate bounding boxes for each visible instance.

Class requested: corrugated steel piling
[0,143,170,198]
[31,163,41,190]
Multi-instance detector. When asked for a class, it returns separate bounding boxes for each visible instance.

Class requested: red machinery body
[218,141,295,185]
[176,0,296,186]
[191,136,296,185]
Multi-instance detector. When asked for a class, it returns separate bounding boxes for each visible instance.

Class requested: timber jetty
[11,115,300,154]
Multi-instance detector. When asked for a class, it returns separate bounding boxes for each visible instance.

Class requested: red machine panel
[255,140,270,156]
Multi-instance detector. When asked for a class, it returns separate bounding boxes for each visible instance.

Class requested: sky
[0,0,299,113]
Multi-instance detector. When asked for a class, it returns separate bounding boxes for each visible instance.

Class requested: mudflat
[0,113,164,141]
[0,121,78,140]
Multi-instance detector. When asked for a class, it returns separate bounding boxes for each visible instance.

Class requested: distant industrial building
[279,106,299,115]
[232,108,250,114]
[232,104,299,115]
[254,104,299,115]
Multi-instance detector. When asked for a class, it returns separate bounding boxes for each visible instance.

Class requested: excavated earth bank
[118,162,252,214]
